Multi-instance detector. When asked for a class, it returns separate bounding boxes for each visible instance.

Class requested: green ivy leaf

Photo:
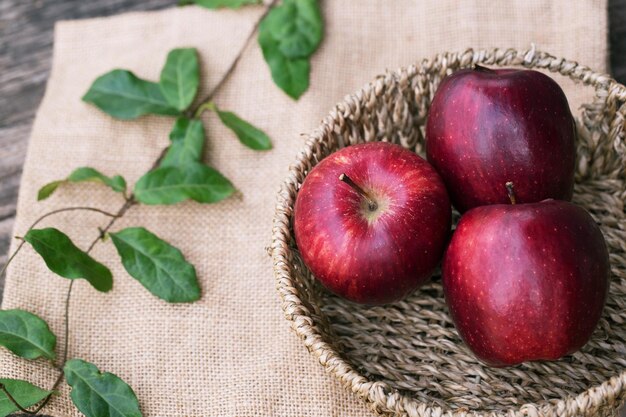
[64,359,142,417]
[134,162,235,205]
[266,0,323,59]
[37,180,63,201]
[110,227,200,302]
[0,310,56,360]
[216,109,272,151]
[179,0,261,9]
[38,167,127,201]
[24,228,113,292]
[0,379,53,417]
[258,13,310,99]
[83,69,180,120]
[68,168,127,192]
[160,117,205,168]
[159,48,200,111]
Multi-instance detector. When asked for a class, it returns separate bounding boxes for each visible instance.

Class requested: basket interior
[281,51,626,414]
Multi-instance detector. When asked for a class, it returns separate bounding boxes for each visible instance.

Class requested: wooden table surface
[1,2,626,415]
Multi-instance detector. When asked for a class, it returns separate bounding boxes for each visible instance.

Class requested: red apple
[294,142,451,304]
[426,66,576,212]
[442,192,609,366]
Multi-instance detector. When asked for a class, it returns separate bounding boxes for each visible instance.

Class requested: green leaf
[0,310,56,360]
[37,181,63,201]
[24,228,113,292]
[38,168,127,201]
[256,0,322,98]
[159,48,199,111]
[134,162,235,205]
[160,117,205,168]
[179,0,261,9]
[258,14,310,99]
[68,168,127,192]
[64,359,142,417]
[216,109,272,150]
[110,228,200,302]
[0,379,53,417]
[266,0,323,59]
[83,69,180,120]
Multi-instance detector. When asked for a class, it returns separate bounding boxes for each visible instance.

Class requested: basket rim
[271,46,626,417]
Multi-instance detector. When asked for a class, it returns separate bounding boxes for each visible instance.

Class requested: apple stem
[474,64,495,73]
[505,181,517,205]
[339,173,378,211]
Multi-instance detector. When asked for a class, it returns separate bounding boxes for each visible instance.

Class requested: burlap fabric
[1,2,608,416]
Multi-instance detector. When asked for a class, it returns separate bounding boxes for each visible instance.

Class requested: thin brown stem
[506,181,517,205]
[189,0,279,118]
[60,281,74,366]
[0,383,39,414]
[150,147,170,171]
[339,173,378,211]
[0,245,23,281]
[86,199,136,253]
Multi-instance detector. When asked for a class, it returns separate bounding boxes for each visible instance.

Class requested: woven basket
[271,47,626,417]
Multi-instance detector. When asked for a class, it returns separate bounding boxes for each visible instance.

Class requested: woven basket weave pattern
[271,48,626,417]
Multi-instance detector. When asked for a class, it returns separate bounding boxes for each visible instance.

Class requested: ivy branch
[0,0,324,415]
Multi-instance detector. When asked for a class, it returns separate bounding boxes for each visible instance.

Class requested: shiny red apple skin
[426,67,576,212]
[442,199,609,367]
[293,142,451,305]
